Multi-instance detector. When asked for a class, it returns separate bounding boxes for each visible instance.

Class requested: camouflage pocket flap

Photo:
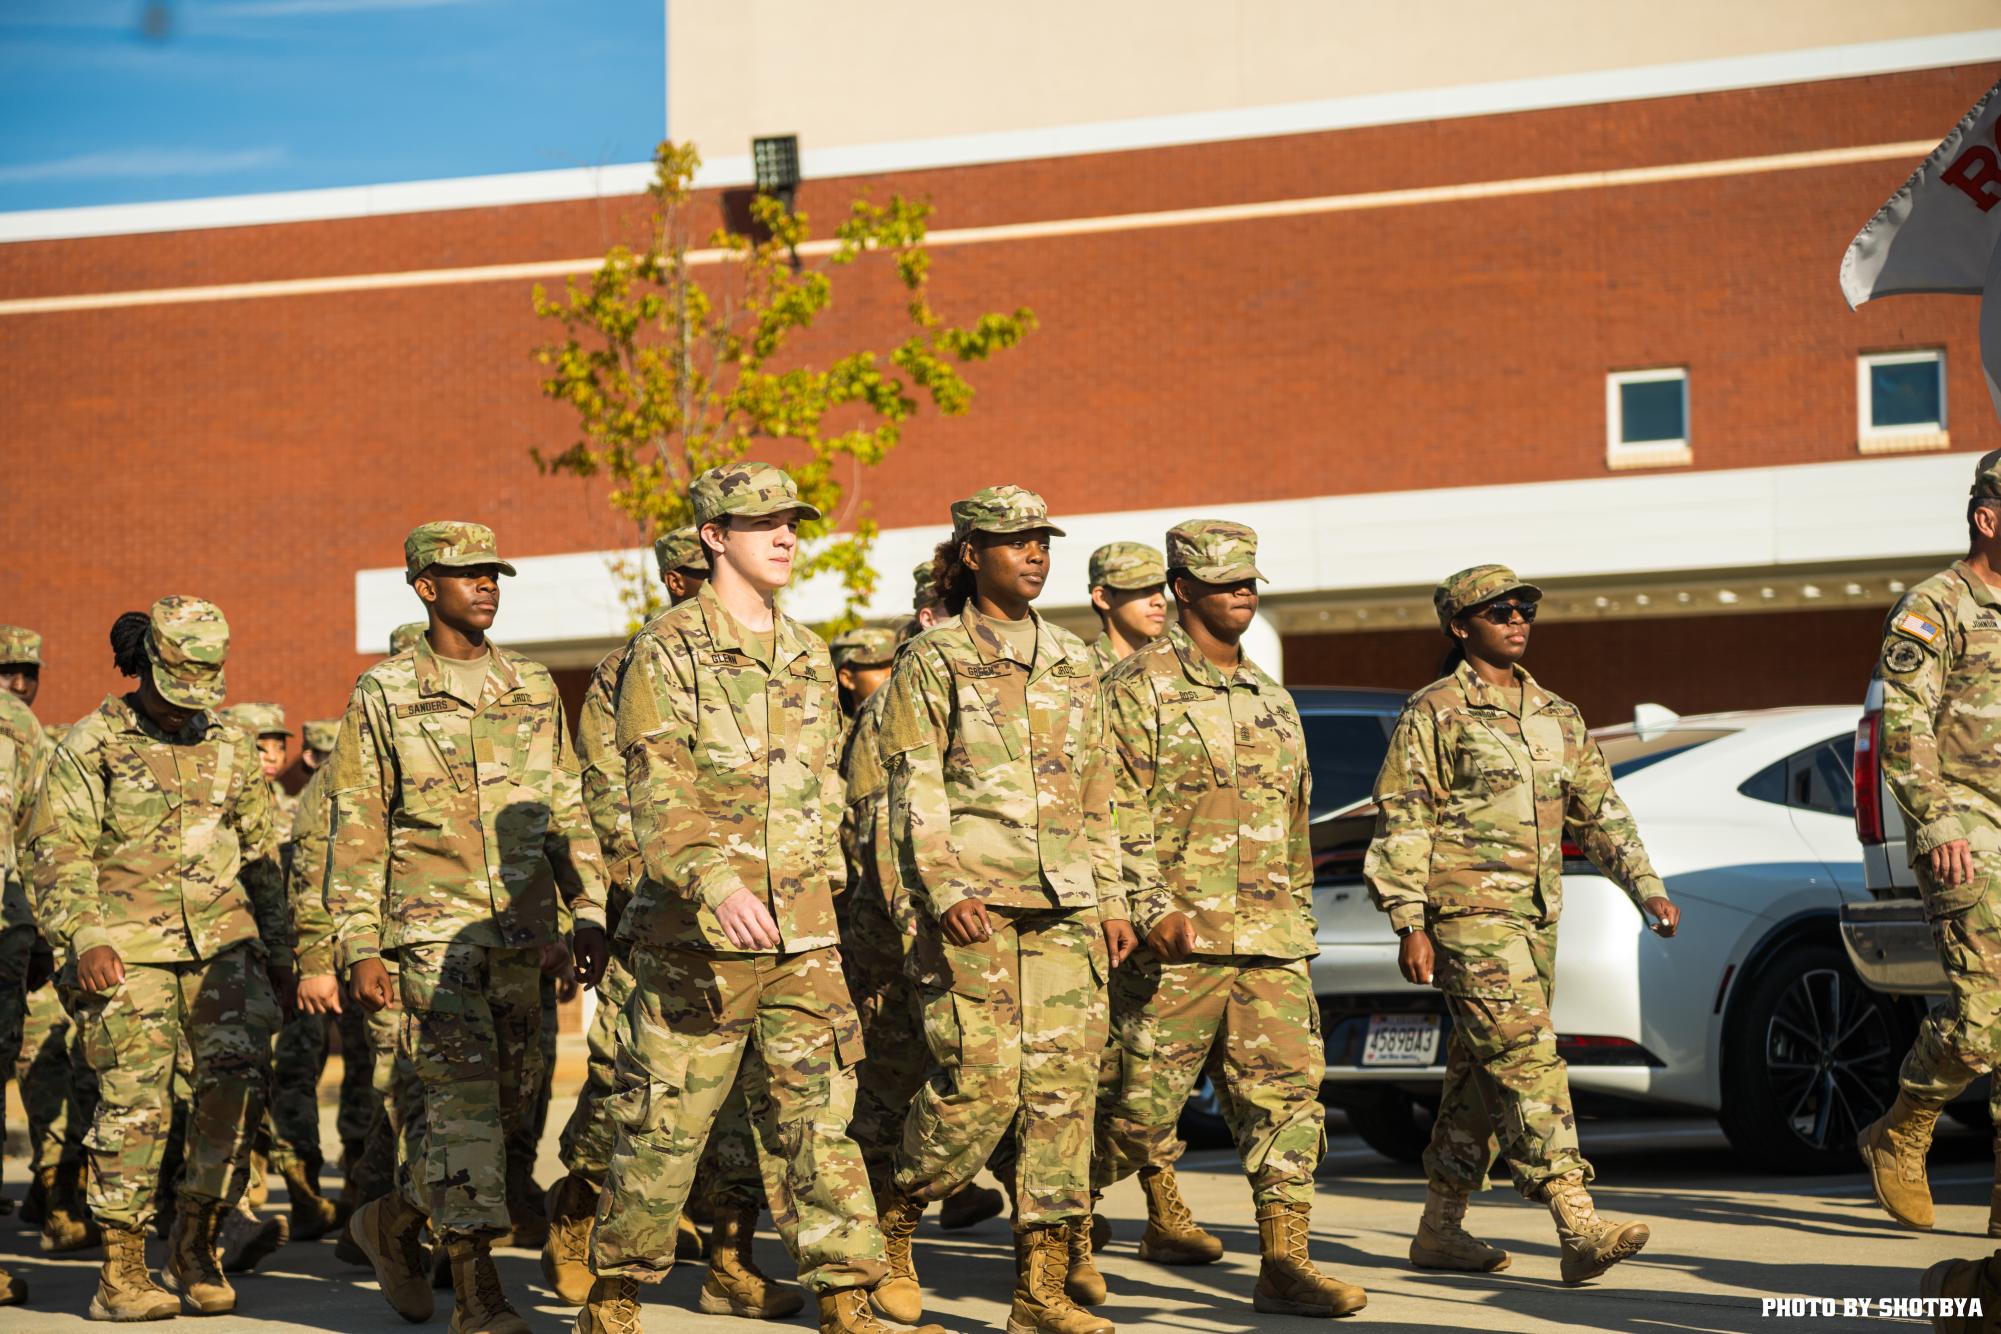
[1922,873,1990,922]
[910,929,992,999]
[1432,949,1513,999]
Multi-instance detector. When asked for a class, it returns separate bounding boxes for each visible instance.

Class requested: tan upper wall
[668,0,1995,155]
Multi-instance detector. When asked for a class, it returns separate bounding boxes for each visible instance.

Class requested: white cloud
[0,147,287,184]
[205,0,473,16]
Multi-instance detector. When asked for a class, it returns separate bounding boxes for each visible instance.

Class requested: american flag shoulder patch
[1895,612,1943,645]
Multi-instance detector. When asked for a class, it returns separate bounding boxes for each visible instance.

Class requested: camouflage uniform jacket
[1105,624,1314,958]
[1877,562,2001,888]
[1089,634,1121,679]
[0,693,44,932]
[288,762,337,976]
[27,694,289,964]
[325,638,607,968]
[613,582,846,954]
[880,606,1125,922]
[1364,661,1665,934]
[576,642,638,934]
[838,689,916,951]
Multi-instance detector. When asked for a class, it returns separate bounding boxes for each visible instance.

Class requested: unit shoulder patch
[1882,639,1928,675]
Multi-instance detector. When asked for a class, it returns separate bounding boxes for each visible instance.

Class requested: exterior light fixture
[752,135,801,214]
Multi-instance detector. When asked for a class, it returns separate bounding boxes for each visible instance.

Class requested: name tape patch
[396,699,457,718]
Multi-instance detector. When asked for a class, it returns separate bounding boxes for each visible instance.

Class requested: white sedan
[1306,705,1907,1174]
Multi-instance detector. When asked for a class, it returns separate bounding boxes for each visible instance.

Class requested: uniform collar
[1166,621,1266,692]
[697,580,809,670]
[413,636,520,702]
[104,691,211,743]
[1952,560,2001,610]
[959,603,1064,678]
[1454,659,1550,718]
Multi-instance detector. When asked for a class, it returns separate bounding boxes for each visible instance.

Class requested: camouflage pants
[395,941,540,1237]
[18,980,86,1171]
[893,907,1108,1226]
[558,951,766,1209]
[266,1009,328,1176]
[1094,955,1324,1207]
[851,970,929,1198]
[0,927,37,1187]
[68,943,281,1230]
[1900,875,2001,1112]
[591,944,881,1293]
[1424,914,1591,1198]
[350,978,424,1207]
[334,1003,376,1151]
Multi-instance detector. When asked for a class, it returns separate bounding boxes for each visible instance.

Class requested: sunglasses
[1472,601,1538,626]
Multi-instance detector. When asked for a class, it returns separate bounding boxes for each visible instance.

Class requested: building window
[1606,368,1691,470]
[1857,350,1948,454]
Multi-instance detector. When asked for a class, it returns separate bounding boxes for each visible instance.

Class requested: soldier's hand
[268,963,298,1014]
[1642,896,1680,938]
[1146,912,1196,963]
[940,898,993,946]
[349,957,395,1012]
[1397,930,1434,986]
[297,974,342,1015]
[1104,918,1139,968]
[716,889,783,951]
[537,939,570,977]
[572,925,610,989]
[1928,839,1976,888]
[77,944,125,994]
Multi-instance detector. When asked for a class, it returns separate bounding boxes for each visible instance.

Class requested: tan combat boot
[0,1268,24,1307]
[676,1214,706,1261]
[820,1285,946,1334]
[1408,1181,1510,1272]
[1541,1173,1649,1285]
[279,1158,339,1241]
[43,1160,103,1254]
[499,1158,548,1251]
[217,1197,289,1274]
[161,1199,236,1315]
[540,1173,599,1306]
[89,1223,178,1322]
[1135,1166,1222,1265]
[698,1205,805,1319]
[443,1232,530,1334]
[1007,1223,1114,1334]
[872,1189,927,1324]
[1921,1252,2001,1334]
[938,1180,1005,1231]
[1253,1201,1367,1317]
[1858,1091,1942,1229]
[21,1164,53,1228]
[245,1148,269,1211]
[576,1274,644,1334]
[1063,1217,1106,1307]
[349,1191,436,1321]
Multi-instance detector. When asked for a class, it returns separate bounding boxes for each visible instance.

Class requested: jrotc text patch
[1895,612,1944,645]
[396,699,456,717]
[1883,639,1928,675]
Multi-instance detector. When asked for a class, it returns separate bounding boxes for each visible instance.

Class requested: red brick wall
[1,64,1990,729]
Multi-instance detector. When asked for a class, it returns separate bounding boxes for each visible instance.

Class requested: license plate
[1361,1013,1441,1067]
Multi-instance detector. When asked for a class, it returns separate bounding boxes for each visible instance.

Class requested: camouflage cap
[1973,449,2001,501]
[302,719,341,754]
[690,462,822,527]
[912,561,940,612]
[951,485,1066,541]
[0,625,41,667]
[653,525,711,579]
[220,702,289,738]
[389,621,428,655]
[1088,542,1166,592]
[829,627,898,670]
[144,596,228,711]
[403,521,518,585]
[1434,564,1543,633]
[1165,520,1265,583]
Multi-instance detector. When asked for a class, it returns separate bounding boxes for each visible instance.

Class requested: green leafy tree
[532,140,1035,630]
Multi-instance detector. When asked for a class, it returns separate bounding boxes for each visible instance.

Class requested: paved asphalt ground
[0,1042,1991,1333]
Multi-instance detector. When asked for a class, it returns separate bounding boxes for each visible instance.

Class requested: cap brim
[427,555,519,578]
[1096,574,1168,591]
[964,519,1067,539]
[154,668,225,711]
[1186,563,1265,583]
[717,499,823,523]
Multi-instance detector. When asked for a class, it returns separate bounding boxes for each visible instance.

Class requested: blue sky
[0,0,664,213]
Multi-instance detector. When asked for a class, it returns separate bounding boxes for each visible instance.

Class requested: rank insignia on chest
[1896,612,1943,644]
[396,699,456,718]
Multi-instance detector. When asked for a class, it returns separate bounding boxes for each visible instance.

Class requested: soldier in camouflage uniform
[0,623,39,707]
[1861,449,2001,1234]
[545,525,790,1317]
[1364,564,1677,1286]
[913,562,946,631]
[0,649,41,1307]
[583,464,933,1334]
[28,598,293,1320]
[329,522,610,1334]
[1085,542,1167,678]
[1091,520,1364,1317]
[875,485,1137,1334]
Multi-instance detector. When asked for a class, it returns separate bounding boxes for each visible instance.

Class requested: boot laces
[470,1250,514,1316]
[1148,1172,1196,1231]
[1033,1229,1072,1307]
[1277,1210,1313,1268]
[597,1276,643,1334]
[395,1212,428,1277]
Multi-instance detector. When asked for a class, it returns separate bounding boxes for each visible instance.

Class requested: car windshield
[1300,711,1399,817]
[1597,728,1735,779]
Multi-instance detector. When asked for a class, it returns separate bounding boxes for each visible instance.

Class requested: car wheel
[1342,1087,1434,1165]
[1718,943,1903,1174]
[1176,1074,1232,1150]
